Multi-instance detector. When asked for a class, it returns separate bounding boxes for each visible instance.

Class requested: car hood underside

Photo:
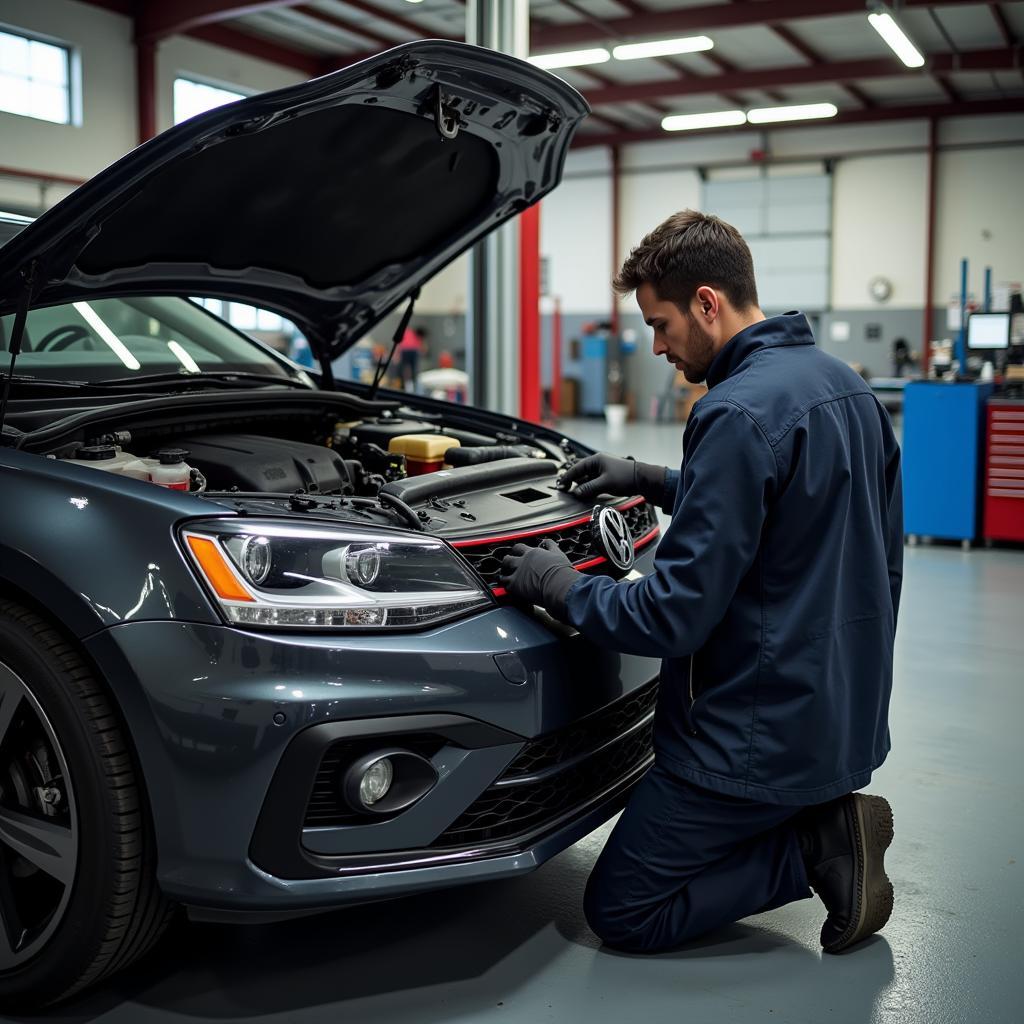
[0,41,587,363]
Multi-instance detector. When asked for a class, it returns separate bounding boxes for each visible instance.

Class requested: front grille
[430,678,658,848]
[456,499,658,588]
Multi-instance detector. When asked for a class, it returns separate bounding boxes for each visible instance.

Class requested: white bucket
[605,403,628,429]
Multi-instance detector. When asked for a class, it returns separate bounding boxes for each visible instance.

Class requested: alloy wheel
[0,663,77,970]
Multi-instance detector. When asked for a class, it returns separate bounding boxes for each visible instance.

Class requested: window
[191,297,290,334]
[173,77,247,125]
[0,29,71,124]
[0,296,301,383]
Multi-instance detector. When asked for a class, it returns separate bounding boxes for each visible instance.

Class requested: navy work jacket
[565,313,903,805]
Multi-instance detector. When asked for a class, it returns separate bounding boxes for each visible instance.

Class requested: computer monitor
[967,312,1011,351]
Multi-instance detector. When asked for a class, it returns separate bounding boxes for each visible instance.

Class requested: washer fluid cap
[155,448,190,464]
[76,445,117,461]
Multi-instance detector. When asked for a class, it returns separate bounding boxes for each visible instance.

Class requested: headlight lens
[181,520,491,629]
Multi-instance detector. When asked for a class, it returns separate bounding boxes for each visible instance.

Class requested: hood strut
[0,260,39,439]
[369,287,420,400]
[315,329,336,391]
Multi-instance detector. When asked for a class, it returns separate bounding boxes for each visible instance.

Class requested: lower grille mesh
[430,678,658,848]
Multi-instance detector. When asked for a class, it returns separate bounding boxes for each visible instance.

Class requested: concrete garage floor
[10,419,1023,1024]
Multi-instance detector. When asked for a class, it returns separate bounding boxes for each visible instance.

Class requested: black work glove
[558,452,667,504]
[499,538,580,619]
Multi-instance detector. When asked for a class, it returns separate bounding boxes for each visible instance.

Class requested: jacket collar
[705,312,815,389]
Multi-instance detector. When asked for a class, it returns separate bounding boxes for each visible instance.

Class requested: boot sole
[823,794,894,954]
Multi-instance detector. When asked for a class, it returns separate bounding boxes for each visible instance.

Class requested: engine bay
[44,406,618,540]
[27,395,660,590]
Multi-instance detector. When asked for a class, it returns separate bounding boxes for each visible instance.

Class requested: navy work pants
[583,762,813,952]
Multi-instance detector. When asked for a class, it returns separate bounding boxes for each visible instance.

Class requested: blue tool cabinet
[902,381,993,544]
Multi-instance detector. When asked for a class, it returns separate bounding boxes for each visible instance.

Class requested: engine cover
[179,434,353,494]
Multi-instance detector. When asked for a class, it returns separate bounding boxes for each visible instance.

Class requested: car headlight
[180,520,492,630]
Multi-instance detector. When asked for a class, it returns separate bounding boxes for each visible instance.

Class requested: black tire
[0,599,174,1010]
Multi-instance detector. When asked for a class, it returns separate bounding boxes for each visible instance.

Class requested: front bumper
[83,546,659,914]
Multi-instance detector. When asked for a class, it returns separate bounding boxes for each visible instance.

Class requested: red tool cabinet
[983,399,1024,543]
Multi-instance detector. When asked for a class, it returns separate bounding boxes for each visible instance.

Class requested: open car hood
[0,41,587,363]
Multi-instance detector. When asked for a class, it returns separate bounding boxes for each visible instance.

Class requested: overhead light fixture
[662,109,746,132]
[613,36,714,61]
[528,48,611,70]
[868,10,925,68]
[747,102,839,124]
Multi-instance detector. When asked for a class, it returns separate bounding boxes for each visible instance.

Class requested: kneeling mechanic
[499,210,903,955]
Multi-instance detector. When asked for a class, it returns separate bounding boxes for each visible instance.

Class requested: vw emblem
[591,506,635,573]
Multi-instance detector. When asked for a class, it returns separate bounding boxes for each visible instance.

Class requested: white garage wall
[539,118,1023,319]
[617,166,702,310]
[0,0,135,210]
[536,115,1022,409]
[934,145,1024,303]
[540,171,612,314]
[831,153,928,310]
[417,253,470,314]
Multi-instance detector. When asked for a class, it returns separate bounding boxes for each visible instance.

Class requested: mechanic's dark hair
[613,209,759,311]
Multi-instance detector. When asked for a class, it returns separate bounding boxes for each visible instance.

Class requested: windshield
[0,295,300,383]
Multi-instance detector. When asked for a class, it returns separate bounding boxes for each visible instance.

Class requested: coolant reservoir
[387,434,460,476]
[147,448,191,490]
[64,445,193,490]
[68,445,151,480]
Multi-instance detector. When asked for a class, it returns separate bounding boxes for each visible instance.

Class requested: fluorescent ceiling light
[868,10,925,68]
[747,102,838,124]
[72,301,141,370]
[662,109,746,132]
[613,36,714,61]
[528,48,611,70]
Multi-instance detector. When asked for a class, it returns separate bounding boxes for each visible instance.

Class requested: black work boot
[796,793,894,953]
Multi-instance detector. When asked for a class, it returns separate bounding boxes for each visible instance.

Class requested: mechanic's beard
[679,310,715,383]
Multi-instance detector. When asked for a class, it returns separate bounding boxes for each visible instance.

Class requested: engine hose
[376,490,422,531]
[444,444,538,467]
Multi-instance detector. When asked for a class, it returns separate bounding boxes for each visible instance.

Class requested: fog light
[342,748,439,816]
[359,757,393,806]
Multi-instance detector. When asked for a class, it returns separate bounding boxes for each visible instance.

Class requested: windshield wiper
[92,371,311,390]
[0,373,93,389]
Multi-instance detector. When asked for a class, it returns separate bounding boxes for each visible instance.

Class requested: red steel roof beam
[186,22,325,75]
[571,96,1024,147]
[572,67,660,131]
[987,2,1022,83]
[934,75,960,102]
[580,48,1019,106]
[768,22,873,108]
[292,4,403,50]
[988,4,1016,46]
[136,0,306,42]
[532,0,983,52]
[329,0,457,42]
[553,0,749,114]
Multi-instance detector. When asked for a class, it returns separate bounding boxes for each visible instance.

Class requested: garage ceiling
[98,0,1024,142]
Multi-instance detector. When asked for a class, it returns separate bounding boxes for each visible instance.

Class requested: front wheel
[0,600,173,1010]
